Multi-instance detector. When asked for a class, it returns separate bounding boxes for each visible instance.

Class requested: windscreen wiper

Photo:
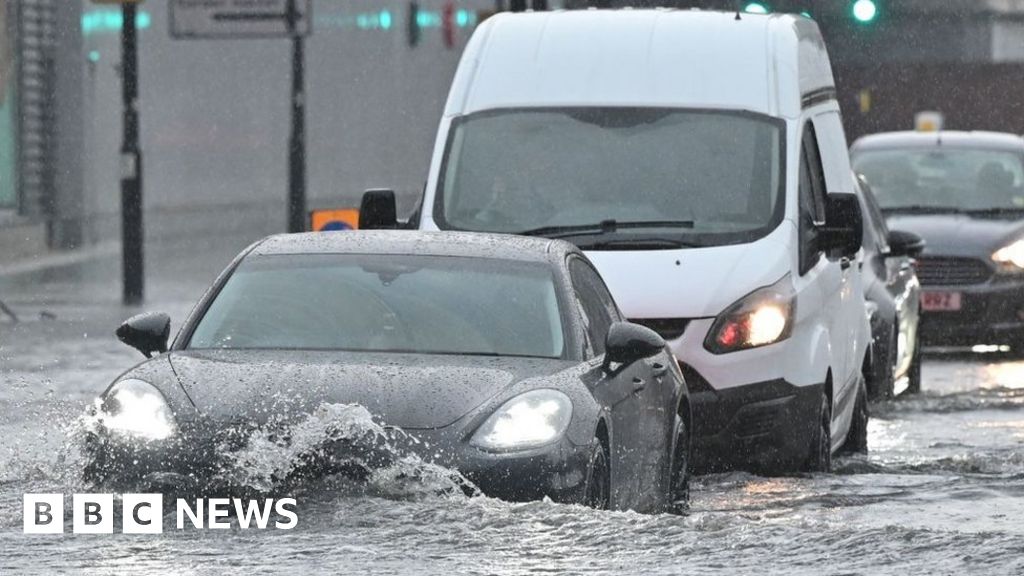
[518,219,695,239]
[578,237,702,250]
[881,205,965,215]
[964,206,1024,216]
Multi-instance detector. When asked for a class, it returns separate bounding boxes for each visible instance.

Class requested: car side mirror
[116,312,171,358]
[359,188,398,230]
[886,229,925,258]
[603,321,666,372]
[820,192,863,258]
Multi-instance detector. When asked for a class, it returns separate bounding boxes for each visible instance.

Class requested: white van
[361,9,871,473]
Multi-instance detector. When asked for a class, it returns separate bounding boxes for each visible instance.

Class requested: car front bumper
[85,424,592,505]
[683,370,822,474]
[919,277,1024,345]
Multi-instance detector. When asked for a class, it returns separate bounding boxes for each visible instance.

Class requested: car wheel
[840,379,869,455]
[584,440,610,510]
[668,415,690,514]
[803,391,832,473]
[869,327,897,401]
[905,339,922,395]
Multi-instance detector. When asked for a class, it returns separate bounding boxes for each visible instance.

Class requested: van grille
[630,318,690,341]
[914,257,993,286]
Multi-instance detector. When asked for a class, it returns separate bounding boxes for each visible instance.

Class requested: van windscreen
[435,108,785,249]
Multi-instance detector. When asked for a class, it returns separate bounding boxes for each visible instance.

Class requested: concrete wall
[80,0,494,243]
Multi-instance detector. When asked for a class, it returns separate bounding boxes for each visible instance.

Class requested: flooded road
[3,239,1024,575]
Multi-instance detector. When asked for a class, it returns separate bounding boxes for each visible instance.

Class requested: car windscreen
[853,147,1024,211]
[188,254,566,359]
[435,108,785,248]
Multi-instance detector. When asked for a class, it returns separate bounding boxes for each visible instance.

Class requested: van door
[813,111,864,439]
[798,119,848,417]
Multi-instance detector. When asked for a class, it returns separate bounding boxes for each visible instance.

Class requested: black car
[86,231,691,513]
[854,174,925,398]
[852,131,1024,348]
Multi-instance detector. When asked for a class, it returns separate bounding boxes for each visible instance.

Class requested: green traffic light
[744,2,769,14]
[852,0,878,23]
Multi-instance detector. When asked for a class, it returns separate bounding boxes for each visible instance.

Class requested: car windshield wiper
[881,205,966,215]
[577,237,702,250]
[963,206,1024,216]
[517,219,695,239]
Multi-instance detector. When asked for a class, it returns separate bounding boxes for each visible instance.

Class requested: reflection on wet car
[85,231,692,514]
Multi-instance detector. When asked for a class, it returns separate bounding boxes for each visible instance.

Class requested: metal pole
[121,3,144,305]
[286,0,306,233]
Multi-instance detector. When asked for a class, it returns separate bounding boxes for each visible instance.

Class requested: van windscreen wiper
[517,219,695,239]
[881,205,965,215]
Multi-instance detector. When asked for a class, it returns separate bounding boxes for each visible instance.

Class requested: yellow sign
[310,208,360,232]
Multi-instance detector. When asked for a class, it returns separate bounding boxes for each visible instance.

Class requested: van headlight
[471,390,572,452]
[705,276,796,354]
[992,239,1024,271]
[98,379,177,440]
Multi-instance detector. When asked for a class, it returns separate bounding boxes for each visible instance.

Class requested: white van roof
[446,9,834,119]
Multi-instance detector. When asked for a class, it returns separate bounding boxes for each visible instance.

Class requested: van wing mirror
[359,189,398,230]
[819,192,863,258]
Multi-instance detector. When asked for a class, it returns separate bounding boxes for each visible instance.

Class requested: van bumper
[685,371,823,475]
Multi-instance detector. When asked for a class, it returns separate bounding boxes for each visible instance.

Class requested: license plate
[922,291,962,312]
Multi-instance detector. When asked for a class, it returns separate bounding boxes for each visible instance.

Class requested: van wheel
[905,341,922,395]
[584,440,610,510]
[804,391,832,473]
[840,379,869,455]
[668,415,690,514]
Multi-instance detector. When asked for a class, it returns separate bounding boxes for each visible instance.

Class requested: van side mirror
[887,229,925,258]
[116,312,171,358]
[820,192,863,258]
[359,189,398,230]
[603,321,665,372]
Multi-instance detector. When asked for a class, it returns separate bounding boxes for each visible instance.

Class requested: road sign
[170,0,312,39]
[310,208,360,232]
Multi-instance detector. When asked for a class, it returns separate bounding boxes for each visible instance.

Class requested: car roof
[249,230,578,264]
[851,131,1024,153]
[448,9,832,119]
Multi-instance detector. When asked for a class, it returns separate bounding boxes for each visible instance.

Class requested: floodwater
[2,237,1024,575]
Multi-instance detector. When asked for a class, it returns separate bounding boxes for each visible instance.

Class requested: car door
[813,111,865,438]
[568,256,671,510]
[798,119,852,434]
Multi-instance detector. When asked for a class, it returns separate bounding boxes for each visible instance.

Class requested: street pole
[121,3,144,305]
[286,0,306,233]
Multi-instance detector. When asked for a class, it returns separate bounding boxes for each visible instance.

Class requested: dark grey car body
[852,132,1024,347]
[855,176,922,398]
[88,232,690,514]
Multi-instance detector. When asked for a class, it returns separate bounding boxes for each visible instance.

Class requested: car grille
[914,256,993,286]
[630,318,690,341]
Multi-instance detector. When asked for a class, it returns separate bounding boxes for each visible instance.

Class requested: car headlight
[470,389,572,452]
[98,379,177,440]
[705,276,796,354]
[992,239,1024,271]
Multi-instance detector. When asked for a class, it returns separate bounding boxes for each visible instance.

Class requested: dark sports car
[86,231,691,513]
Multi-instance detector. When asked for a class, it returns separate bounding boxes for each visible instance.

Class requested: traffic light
[851,0,878,23]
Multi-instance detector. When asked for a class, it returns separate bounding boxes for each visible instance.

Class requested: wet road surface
[2,234,1024,575]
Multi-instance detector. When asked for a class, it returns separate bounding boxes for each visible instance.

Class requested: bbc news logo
[24,494,298,534]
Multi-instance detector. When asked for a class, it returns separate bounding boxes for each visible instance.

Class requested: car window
[189,254,566,359]
[853,147,1024,210]
[437,107,785,248]
[798,122,827,275]
[568,258,619,356]
[858,178,891,252]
